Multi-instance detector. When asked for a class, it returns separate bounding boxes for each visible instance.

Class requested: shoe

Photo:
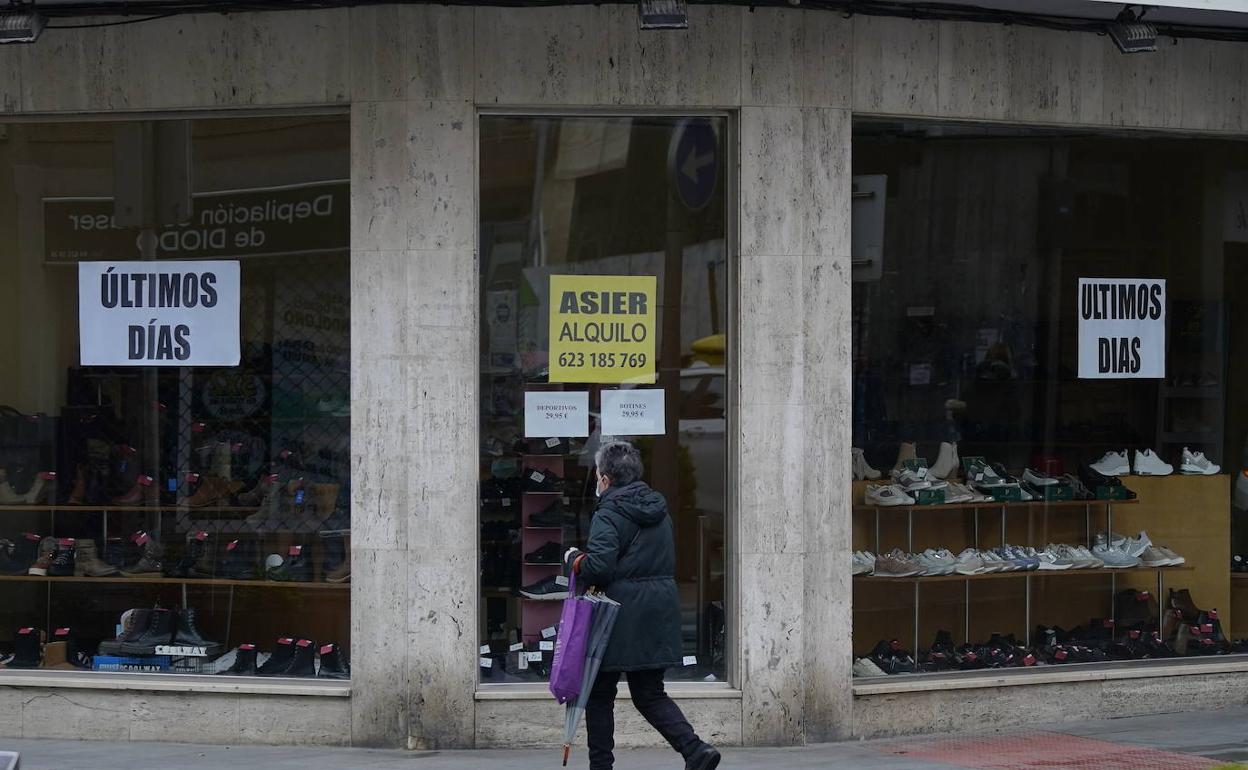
[869,639,917,674]
[73,538,120,577]
[954,549,987,575]
[6,628,43,668]
[522,468,564,494]
[47,538,77,577]
[864,484,914,507]
[317,642,351,679]
[1105,530,1151,557]
[893,442,917,472]
[1062,473,1095,500]
[172,608,222,654]
[282,639,316,677]
[49,627,92,670]
[685,743,721,770]
[121,533,164,577]
[324,533,351,583]
[2,533,43,575]
[519,574,570,600]
[120,608,176,654]
[1133,449,1173,476]
[929,442,960,480]
[529,497,573,528]
[220,538,260,580]
[1091,450,1130,476]
[1007,546,1040,571]
[1036,546,1074,570]
[22,472,56,504]
[1180,447,1220,475]
[218,644,259,675]
[167,531,212,578]
[890,467,932,492]
[978,550,1008,573]
[113,474,160,505]
[523,541,563,565]
[873,549,923,577]
[1022,468,1058,486]
[267,545,312,582]
[852,551,876,576]
[256,637,297,676]
[1092,544,1141,569]
[852,448,881,481]
[916,549,957,576]
[965,460,1006,488]
[990,463,1019,484]
[942,482,975,504]
[1157,546,1185,566]
[26,536,56,576]
[184,476,243,508]
[852,657,886,677]
[1075,545,1104,569]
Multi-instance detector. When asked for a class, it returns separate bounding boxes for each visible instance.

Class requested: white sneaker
[852,448,882,480]
[943,482,974,504]
[1093,543,1141,568]
[891,467,932,492]
[929,442,960,480]
[978,550,1007,573]
[954,548,988,575]
[1139,546,1177,568]
[1133,449,1173,476]
[865,484,915,507]
[1036,547,1074,570]
[1157,546,1185,566]
[1180,447,1220,476]
[853,657,887,677]
[1090,450,1130,476]
[1072,545,1103,569]
[917,550,956,576]
[852,551,876,575]
[1021,468,1058,486]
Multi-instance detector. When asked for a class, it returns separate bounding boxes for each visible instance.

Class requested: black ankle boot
[218,644,258,675]
[172,608,222,655]
[7,627,43,668]
[316,643,350,679]
[256,637,296,676]
[52,627,91,669]
[121,608,176,654]
[283,639,316,676]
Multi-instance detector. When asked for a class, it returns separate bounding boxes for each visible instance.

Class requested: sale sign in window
[548,274,657,384]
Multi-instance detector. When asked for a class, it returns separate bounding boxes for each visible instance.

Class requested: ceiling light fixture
[1107,6,1157,54]
[0,7,44,43]
[638,0,688,31]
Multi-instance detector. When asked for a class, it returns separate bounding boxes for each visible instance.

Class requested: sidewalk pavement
[4,706,1247,770]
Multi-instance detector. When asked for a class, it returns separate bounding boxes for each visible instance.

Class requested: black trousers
[585,667,702,770]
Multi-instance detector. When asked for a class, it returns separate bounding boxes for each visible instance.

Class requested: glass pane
[0,116,351,676]
[478,115,729,684]
[851,120,1248,677]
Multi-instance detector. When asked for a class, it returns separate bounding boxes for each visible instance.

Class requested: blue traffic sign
[668,118,719,212]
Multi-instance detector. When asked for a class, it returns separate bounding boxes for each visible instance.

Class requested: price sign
[549,275,657,384]
[601,388,665,436]
[524,391,589,438]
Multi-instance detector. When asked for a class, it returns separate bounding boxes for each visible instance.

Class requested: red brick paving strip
[879,731,1221,770]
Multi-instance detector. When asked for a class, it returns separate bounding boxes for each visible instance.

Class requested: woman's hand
[564,547,584,573]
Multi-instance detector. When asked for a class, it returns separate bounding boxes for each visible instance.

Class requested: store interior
[851,120,1248,676]
[0,117,351,677]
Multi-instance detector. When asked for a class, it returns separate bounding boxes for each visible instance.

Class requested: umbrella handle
[562,743,571,766]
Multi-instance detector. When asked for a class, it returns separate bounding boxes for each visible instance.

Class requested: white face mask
[595,473,608,498]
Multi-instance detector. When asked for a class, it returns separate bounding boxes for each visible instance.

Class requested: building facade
[0,1,1247,751]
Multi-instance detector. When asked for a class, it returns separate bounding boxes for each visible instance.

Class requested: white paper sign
[601,388,665,436]
[78,260,240,366]
[524,391,589,437]
[1077,278,1165,379]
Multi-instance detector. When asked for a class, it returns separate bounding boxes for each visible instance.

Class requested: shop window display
[0,117,350,677]
[851,120,1248,677]
[477,115,729,684]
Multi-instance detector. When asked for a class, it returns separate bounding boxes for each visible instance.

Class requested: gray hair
[594,439,643,486]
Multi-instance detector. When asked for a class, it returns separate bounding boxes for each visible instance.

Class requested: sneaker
[990,463,1019,484]
[890,467,932,491]
[852,551,876,576]
[1011,546,1041,571]
[1139,546,1177,568]
[917,549,957,576]
[1036,546,1074,570]
[943,482,975,504]
[852,657,887,677]
[1157,546,1185,566]
[873,549,923,578]
[1093,544,1141,568]
[529,497,573,528]
[1091,450,1130,476]
[1062,473,1095,500]
[1022,468,1058,486]
[852,448,881,481]
[978,550,1008,573]
[954,548,988,575]
[965,460,1006,488]
[519,574,569,600]
[522,468,564,494]
[1133,449,1173,476]
[929,442,960,480]
[523,541,563,565]
[1180,448,1220,476]
[865,484,914,507]
[1075,545,1105,569]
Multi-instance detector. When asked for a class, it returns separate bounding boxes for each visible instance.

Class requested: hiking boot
[121,533,163,577]
[1,533,42,574]
[685,742,721,770]
[267,545,312,582]
[27,536,56,576]
[167,532,212,578]
[184,476,242,508]
[256,637,296,676]
[323,533,350,583]
[113,474,160,506]
[172,608,222,654]
[98,609,151,655]
[284,639,316,676]
[220,538,260,580]
[47,539,77,577]
[121,608,176,654]
[316,643,350,679]
[218,644,258,675]
[74,539,120,577]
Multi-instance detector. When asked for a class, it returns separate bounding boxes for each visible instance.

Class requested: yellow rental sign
[549,274,657,384]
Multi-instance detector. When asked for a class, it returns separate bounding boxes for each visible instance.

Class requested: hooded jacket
[578,479,683,672]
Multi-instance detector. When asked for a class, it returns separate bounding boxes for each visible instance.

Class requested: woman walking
[564,440,721,770]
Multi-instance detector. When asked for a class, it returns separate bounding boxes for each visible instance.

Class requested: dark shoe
[282,639,316,676]
[6,627,43,668]
[519,574,569,601]
[166,532,211,578]
[98,608,153,656]
[256,637,296,676]
[267,545,312,582]
[522,467,564,494]
[52,627,92,669]
[120,608,176,654]
[26,536,56,576]
[220,538,260,580]
[172,608,222,655]
[523,541,563,565]
[686,743,721,770]
[317,642,350,679]
[1,533,43,574]
[528,497,572,528]
[120,533,163,578]
[47,538,77,577]
[218,644,258,675]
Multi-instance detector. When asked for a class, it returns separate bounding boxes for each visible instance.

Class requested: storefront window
[0,116,350,677]
[851,120,1248,677]
[477,115,729,684]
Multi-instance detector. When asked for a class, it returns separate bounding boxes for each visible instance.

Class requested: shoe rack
[520,451,567,643]
[851,476,1226,660]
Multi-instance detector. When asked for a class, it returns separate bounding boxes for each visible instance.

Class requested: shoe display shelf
[520,451,568,643]
[858,474,1188,658]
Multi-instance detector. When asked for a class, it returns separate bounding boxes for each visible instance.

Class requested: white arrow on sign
[681,149,714,183]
